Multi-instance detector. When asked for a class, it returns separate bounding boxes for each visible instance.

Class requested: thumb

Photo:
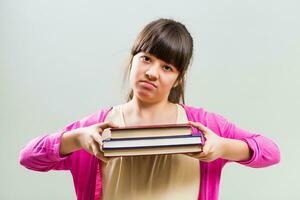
[97,121,119,130]
[188,121,208,134]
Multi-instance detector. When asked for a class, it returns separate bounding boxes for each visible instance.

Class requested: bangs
[126,18,193,104]
[131,21,192,73]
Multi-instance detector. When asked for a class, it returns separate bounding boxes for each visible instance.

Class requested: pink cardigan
[19,104,280,200]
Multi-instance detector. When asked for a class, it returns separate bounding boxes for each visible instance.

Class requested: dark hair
[123,18,193,104]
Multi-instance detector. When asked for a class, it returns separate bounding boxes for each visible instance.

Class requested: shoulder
[180,104,229,134]
[90,106,114,123]
[179,103,206,119]
[64,106,113,130]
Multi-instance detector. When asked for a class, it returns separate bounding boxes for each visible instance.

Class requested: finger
[188,147,209,160]
[91,138,114,163]
[198,152,212,160]
[90,142,101,157]
[101,129,112,140]
[198,157,211,162]
[186,152,198,157]
[192,150,212,160]
[196,151,209,159]
[105,156,117,162]
[98,121,119,130]
[94,134,111,153]
[200,154,216,162]
[185,153,200,159]
[189,121,208,132]
[186,150,206,158]
[99,153,115,163]
[186,152,208,160]
[188,121,208,134]
[91,142,109,163]
[92,132,103,146]
[202,143,210,154]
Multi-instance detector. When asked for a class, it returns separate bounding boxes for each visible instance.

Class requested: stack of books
[102,123,203,157]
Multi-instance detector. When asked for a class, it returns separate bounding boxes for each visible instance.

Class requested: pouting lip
[140,80,157,88]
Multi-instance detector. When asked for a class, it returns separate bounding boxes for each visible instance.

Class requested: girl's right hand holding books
[60,122,119,163]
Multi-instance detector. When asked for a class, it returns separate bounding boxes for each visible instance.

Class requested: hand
[186,121,226,162]
[77,122,119,163]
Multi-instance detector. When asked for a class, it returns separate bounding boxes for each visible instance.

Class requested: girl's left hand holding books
[186,121,226,162]
[186,121,252,162]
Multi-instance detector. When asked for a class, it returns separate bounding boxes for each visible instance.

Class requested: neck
[125,96,174,119]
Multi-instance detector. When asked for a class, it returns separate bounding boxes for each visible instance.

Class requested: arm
[188,121,252,163]
[187,115,280,168]
[19,110,107,172]
[224,120,281,167]
[59,129,82,156]
[19,131,72,171]
[59,122,118,160]
[220,137,252,162]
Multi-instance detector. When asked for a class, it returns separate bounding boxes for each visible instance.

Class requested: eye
[141,55,151,63]
[163,65,173,72]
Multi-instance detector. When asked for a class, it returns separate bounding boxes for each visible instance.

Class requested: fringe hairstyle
[123,18,193,104]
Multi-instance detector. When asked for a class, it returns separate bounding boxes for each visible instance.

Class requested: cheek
[128,70,135,88]
[162,77,178,89]
[129,65,140,87]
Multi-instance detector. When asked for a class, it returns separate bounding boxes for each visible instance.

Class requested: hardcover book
[102,124,203,157]
[103,144,203,157]
[106,123,193,139]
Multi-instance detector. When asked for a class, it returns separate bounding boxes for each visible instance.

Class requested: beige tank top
[102,104,200,200]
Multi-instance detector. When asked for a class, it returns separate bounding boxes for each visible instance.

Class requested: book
[103,144,202,157]
[102,135,203,157]
[106,123,193,139]
[102,123,204,157]
[103,135,202,149]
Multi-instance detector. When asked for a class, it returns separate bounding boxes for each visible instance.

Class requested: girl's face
[129,52,180,104]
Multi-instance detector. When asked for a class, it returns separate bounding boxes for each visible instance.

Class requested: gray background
[1,0,299,199]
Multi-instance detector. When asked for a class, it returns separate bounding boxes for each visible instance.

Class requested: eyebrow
[143,53,175,68]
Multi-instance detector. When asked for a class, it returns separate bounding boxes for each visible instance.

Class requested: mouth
[139,80,157,89]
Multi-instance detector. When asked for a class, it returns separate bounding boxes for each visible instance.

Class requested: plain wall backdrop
[1,0,299,199]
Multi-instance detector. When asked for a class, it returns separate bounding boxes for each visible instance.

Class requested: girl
[19,18,280,200]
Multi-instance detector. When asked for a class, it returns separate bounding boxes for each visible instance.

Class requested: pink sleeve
[224,121,280,168]
[19,109,107,172]
[19,131,71,171]
[215,114,281,168]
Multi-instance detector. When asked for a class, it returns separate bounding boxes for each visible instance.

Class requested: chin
[136,93,154,102]
[133,90,156,103]
[137,95,168,106]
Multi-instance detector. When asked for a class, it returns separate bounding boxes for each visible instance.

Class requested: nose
[145,64,159,81]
